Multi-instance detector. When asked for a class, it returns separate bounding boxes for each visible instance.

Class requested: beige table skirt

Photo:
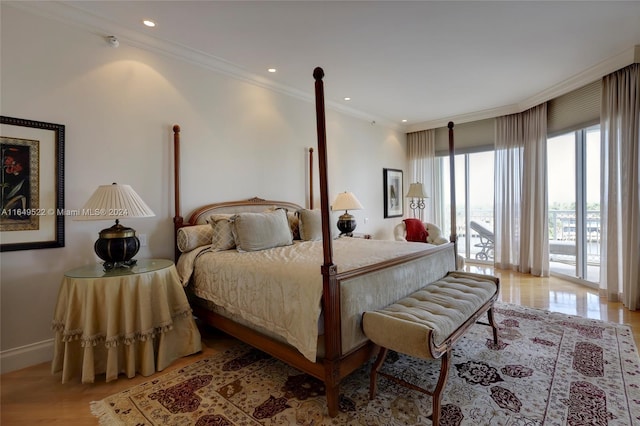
[51,262,202,383]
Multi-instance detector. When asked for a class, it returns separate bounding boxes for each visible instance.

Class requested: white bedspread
[182,238,438,361]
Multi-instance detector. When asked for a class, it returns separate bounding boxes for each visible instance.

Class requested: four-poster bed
[171,67,460,417]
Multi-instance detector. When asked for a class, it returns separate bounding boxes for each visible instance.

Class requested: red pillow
[403,218,428,243]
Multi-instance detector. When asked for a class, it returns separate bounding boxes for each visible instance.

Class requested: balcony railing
[448,209,601,267]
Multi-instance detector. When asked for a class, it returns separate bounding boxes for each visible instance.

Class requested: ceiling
[15,1,640,130]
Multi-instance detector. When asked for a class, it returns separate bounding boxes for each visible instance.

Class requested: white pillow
[267,207,300,240]
[231,209,293,252]
[297,209,323,241]
[209,214,235,251]
[176,224,213,253]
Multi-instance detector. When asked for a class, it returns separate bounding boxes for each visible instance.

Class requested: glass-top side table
[64,258,174,278]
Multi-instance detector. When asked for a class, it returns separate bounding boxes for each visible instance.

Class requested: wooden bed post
[173,124,184,261]
[309,147,314,210]
[313,66,341,417]
[448,122,458,261]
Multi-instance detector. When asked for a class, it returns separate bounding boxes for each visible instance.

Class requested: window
[440,150,494,262]
[547,125,600,284]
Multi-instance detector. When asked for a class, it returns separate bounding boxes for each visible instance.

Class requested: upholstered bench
[362,271,500,426]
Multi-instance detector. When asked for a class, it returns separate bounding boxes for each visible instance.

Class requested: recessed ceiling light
[143,20,156,28]
[344,97,351,101]
[268,68,277,73]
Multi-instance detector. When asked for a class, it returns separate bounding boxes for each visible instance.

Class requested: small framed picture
[383,168,403,218]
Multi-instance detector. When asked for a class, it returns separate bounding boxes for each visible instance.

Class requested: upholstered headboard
[186,196,303,225]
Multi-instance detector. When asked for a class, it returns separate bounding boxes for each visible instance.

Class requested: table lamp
[332,191,363,236]
[75,183,155,270]
[406,182,428,217]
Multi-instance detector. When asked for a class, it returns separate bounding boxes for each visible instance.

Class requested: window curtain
[407,129,438,223]
[494,103,549,276]
[600,63,640,309]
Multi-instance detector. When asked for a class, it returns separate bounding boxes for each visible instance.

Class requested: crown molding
[517,45,636,111]
[5,1,399,131]
[407,45,637,132]
[405,104,516,133]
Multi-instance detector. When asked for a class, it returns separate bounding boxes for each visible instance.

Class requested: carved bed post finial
[313,67,325,81]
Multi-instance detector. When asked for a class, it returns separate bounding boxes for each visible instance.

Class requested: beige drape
[600,63,640,309]
[407,129,437,223]
[494,103,549,276]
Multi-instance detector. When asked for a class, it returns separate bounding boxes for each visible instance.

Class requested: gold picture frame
[1,116,65,251]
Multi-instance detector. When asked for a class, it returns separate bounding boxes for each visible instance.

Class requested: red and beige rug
[91,303,640,425]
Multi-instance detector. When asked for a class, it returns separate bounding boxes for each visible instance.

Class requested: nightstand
[51,259,202,383]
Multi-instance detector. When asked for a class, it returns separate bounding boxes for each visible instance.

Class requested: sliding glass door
[547,125,601,284]
[441,150,494,263]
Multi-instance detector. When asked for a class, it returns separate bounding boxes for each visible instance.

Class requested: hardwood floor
[2,266,639,425]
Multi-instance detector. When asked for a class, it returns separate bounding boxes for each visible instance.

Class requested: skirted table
[51,259,202,383]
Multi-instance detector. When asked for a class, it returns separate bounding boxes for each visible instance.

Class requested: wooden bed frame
[172,67,457,417]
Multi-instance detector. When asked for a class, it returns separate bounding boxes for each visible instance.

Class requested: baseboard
[1,339,54,374]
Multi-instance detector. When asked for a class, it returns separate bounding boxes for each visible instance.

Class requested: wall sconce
[406,182,428,217]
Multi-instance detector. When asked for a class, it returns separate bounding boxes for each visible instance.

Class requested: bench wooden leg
[369,346,451,426]
[487,307,499,345]
[369,347,389,399]
[431,350,451,426]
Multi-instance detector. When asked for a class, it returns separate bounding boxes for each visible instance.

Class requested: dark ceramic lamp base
[337,213,357,237]
[94,220,140,271]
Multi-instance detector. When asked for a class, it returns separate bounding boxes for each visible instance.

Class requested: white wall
[0,5,407,372]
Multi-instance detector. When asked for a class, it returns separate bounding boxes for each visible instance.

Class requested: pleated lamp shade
[331,192,364,212]
[76,183,155,220]
[76,183,154,270]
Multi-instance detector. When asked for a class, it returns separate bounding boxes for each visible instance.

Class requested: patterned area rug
[91,303,640,425]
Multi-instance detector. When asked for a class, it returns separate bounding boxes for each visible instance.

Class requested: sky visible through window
[548,127,600,209]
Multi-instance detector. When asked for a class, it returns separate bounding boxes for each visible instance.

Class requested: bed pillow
[403,218,428,243]
[288,211,301,240]
[209,214,236,251]
[268,207,301,240]
[176,224,213,253]
[231,209,293,252]
[297,209,323,241]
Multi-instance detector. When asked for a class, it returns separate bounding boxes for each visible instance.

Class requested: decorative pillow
[177,224,213,253]
[288,211,301,240]
[297,209,323,241]
[266,207,300,240]
[403,218,428,243]
[209,214,235,251]
[231,209,293,252]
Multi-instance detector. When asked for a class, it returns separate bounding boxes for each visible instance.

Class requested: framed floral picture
[1,116,65,251]
[383,168,403,218]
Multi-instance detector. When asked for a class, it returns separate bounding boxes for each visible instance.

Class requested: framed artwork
[383,168,403,218]
[1,116,65,251]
